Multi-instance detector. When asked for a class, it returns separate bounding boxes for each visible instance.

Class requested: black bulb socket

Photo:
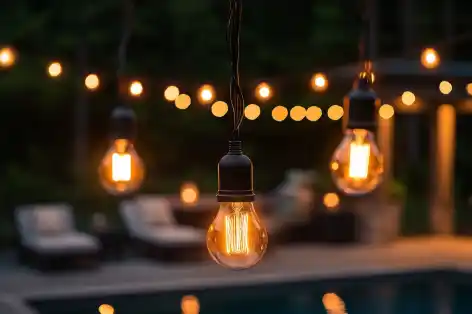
[217,140,255,202]
[344,76,380,132]
[110,105,137,141]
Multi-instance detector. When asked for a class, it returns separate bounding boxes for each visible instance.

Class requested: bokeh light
[244,104,261,120]
[129,81,143,96]
[327,105,344,120]
[255,82,272,101]
[47,62,62,77]
[98,304,114,314]
[401,91,415,106]
[421,48,440,69]
[439,80,452,95]
[175,94,191,110]
[180,182,199,206]
[211,101,228,117]
[0,47,16,68]
[311,73,328,92]
[198,84,215,104]
[181,295,200,314]
[467,83,472,96]
[84,74,99,90]
[306,106,322,121]
[164,85,180,101]
[379,104,395,120]
[272,106,288,122]
[290,106,306,121]
[322,293,346,314]
[323,193,340,211]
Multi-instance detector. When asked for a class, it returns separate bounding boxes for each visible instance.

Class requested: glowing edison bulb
[98,139,145,195]
[207,202,268,270]
[330,129,383,195]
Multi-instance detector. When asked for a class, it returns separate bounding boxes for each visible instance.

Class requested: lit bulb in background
[306,106,322,122]
[164,85,180,101]
[47,62,62,77]
[272,105,288,122]
[439,80,452,95]
[421,48,440,69]
[330,129,383,196]
[255,82,272,101]
[207,201,268,270]
[311,73,328,92]
[401,91,415,106]
[181,295,200,314]
[290,106,306,121]
[0,47,16,68]
[85,74,99,90]
[98,139,145,195]
[322,293,347,314]
[467,83,472,96]
[379,104,394,120]
[180,182,199,206]
[198,84,215,104]
[244,104,261,120]
[129,81,143,96]
[98,304,115,314]
[327,105,344,121]
[211,101,228,117]
[323,193,340,212]
[175,94,192,110]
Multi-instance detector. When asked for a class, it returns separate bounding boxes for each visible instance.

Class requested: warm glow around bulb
[272,106,288,122]
[379,104,394,120]
[327,105,344,120]
[98,304,115,314]
[180,182,199,206]
[198,84,215,104]
[0,47,15,68]
[85,74,99,90]
[48,62,62,77]
[181,295,200,314]
[290,106,306,121]
[401,91,415,106]
[439,81,452,95]
[164,85,180,101]
[244,104,261,120]
[255,82,272,100]
[311,73,328,92]
[421,48,440,69]
[175,94,191,110]
[323,193,340,211]
[129,81,143,96]
[211,101,228,117]
[467,83,472,96]
[306,106,322,121]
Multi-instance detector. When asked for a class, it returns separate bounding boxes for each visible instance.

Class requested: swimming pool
[28,270,472,314]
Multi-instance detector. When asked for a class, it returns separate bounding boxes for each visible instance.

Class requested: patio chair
[119,195,207,262]
[15,204,101,270]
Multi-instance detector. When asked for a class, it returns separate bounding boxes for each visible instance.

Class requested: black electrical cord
[117,0,134,84]
[359,0,372,73]
[228,0,245,140]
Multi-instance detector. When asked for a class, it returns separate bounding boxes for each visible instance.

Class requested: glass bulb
[330,129,383,195]
[98,139,145,195]
[207,202,268,270]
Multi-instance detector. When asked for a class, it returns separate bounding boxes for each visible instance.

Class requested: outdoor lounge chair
[120,195,207,262]
[15,204,101,270]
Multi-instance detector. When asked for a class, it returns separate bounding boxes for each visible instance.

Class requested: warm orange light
[323,193,340,211]
[244,104,261,120]
[129,81,143,96]
[211,101,228,117]
[272,106,288,122]
[439,81,452,95]
[98,304,115,314]
[198,84,215,104]
[180,182,199,206]
[401,91,415,106]
[255,82,272,100]
[327,105,344,120]
[306,106,322,121]
[0,47,15,68]
[175,94,191,110]
[421,48,440,69]
[164,85,180,101]
[311,73,328,92]
[322,293,346,314]
[290,106,306,121]
[47,62,62,77]
[467,83,472,96]
[181,295,200,314]
[85,74,99,90]
[379,104,394,120]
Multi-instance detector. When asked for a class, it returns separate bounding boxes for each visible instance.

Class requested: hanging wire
[228,0,245,139]
[117,0,134,81]
[359,0,372,73]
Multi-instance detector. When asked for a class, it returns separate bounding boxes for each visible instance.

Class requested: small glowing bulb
[181,295,200,314]
[401,91,415,106]
[421,48,440,69]
[467,83,472,96]
[198,84,215,104]
[207,202,268,270]
[327,105,344,120]
[330,129,383,195]
[211,101,228,117]
[323,193,340,211]
[0,47,15,68]
[175,94,191,110]
[379,104,394,120]
[164,85,180,101]
[311,73,328,92]
[98,139,145,196]
[180,182,199,206]
[290,106,306,121]
[98,304,115,314]
[322,293,346,314]
[48,62,62,77]
[255,82,272,100]
[272,106,288,122]
[306,106,322,121]
[244,104,261,120]
[85,74,99,90]
[129,81,143,96]
[439,80,452,95]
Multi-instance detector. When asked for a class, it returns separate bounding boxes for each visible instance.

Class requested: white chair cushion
[137,196,175,225]
[26,233,100,253]
[143,226,205,245]
[34,206,72,234]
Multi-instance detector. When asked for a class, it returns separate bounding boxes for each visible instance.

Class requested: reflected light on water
[322,293,346,314]
[181,295,200,314]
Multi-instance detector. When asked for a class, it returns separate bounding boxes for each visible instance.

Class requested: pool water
[29,271,472,314]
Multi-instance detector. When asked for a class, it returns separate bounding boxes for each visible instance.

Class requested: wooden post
[430,104,456,234]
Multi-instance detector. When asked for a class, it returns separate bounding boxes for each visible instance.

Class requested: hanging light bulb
[207,141,268,270]
[330,76,383,196]
[98,106,145,195]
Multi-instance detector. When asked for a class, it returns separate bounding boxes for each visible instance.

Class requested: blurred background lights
[85,74,99,90]
[327,105,344,120]
[180,182,199,206]
[255,82,272,100]
[129,80,143,96]
[439,80,452,95]
[421,48,440,69]
[175,94,191,110]
[47,62,62,77]
[211,101,228,117]
[272,105,288,122]
[311,73,328,92]
[290,106,306,121]
[323,193,340,211]
[98,304,114,314]
[306,106,322,121]
[467,83,472,96]
[164,85,180,101]
[379,104,395,120]
[360,71,375,83]
[181,295,200,314]
[322,293,346,314]
[401,91,415,106]
[198,84,215,104]
[0,47,15,67]
[244,104,261,120]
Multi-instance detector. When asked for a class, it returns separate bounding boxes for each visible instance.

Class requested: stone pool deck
[1,236,472,302]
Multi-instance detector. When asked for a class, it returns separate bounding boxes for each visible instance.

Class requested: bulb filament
[348,130,371,179]
[112,153,132,182]
[225,204,249,255]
